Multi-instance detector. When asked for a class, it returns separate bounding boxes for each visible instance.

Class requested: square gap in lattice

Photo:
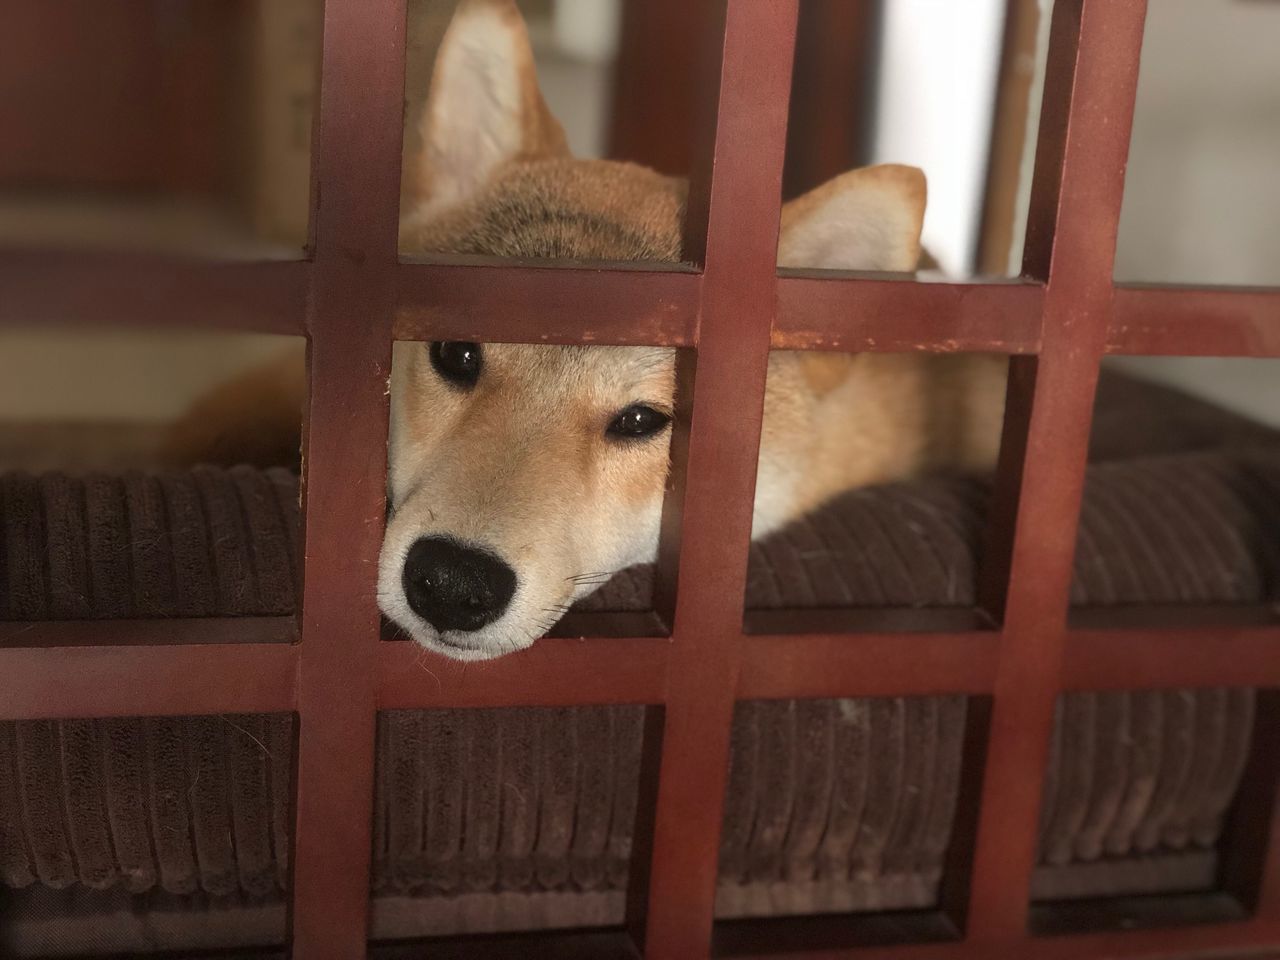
[741,350,1011,636]
[398,0,706,270]
[0,330,305,646]
[710,695,988,955]
[1029,688,1278,937]
[0,1,319,259]
[1114,0,1280,289]
[1068,357,1280,634]
[381,340,679,653]
[775,0,1054,281]
[369,705,659,946]
[0,713,296,958]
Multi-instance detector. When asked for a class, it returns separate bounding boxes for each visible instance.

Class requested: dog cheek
[611,444,669,507]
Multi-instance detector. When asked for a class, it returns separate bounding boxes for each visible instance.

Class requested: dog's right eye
[606,404,672,440]
[430,342,482,387]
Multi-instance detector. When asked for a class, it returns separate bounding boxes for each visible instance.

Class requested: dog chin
[416,633,510,661]
[394,623,501,661]
[391,615,533,662]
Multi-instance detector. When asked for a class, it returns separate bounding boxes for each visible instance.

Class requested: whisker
[413,646,443,692]
[566,571,614,584]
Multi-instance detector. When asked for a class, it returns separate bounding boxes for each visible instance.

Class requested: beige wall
[0,330,297,423]
[1107,0,1280,426]
[1114,0,1280,286]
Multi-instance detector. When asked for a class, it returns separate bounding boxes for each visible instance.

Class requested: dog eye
[429,341,482,387]
[607,404,672,440]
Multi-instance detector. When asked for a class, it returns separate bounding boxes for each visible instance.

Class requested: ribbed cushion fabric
[0,466,299,621]
[2,444,1278,925]
[0,715,294,897]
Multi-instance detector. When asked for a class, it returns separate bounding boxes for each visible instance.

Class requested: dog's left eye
[429,341,482,387]
[607,404,672,440]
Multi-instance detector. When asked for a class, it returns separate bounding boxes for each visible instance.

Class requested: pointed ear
[415,0,569,211]
[777,164,927,272]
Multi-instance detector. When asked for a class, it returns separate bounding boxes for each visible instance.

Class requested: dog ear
[778,164,926,272]
[415,0,569,211]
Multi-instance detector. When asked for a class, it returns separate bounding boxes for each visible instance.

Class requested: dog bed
[1,374,1278,955]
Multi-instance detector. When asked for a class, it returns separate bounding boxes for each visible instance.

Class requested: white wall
[872,0,1007,276]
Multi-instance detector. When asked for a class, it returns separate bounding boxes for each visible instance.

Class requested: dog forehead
[412,157,687,263]
[489,343,674,397]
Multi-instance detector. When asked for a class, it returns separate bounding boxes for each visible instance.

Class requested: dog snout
[402,536,517,633]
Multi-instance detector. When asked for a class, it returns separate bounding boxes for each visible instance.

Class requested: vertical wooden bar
[965,0,1147,941]
[290,0,405,956]
[639,3,798,958]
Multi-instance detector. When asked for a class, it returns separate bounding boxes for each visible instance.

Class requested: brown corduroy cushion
[2,443,1278,923]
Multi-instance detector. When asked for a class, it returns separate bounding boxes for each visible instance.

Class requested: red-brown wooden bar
[1109,283,1280,356]
[741,918,1280,960]
[636,3,799,955]
[396,258,700,346]
[287,0,405,955]
[773,274,1044,354]
[0,252,309,334]
[0,642,297,720]
[1,0,1279,957]
[964,0,1148,942]
[1065,624,1280,691]
[8,255,1279,358]
[377,636,671,710]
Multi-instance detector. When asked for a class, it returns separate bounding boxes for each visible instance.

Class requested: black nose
[402,537,517,632]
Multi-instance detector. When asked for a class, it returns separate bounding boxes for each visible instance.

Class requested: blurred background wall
[1,0,1276,466]
[1107,0,1280,426]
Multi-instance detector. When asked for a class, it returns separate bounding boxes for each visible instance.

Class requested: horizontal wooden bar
[5,616,1270,719]
[712,911,957,957]
[549,609,671,639]
[0,642,298,720]
[0,616,296,648]
[0,251,309,334]
[382,610,668,644]
[774,273,1044,353]
[7,253,1276,363]
[738,631,1001,700]
[1018,920,1280,959]
[1064,623,1280,690]
[744,606,995,636]
[395,257,700,346]
[1109,283,1280,357]
[748,918,1280,960]
[370,929,639,960]
[377,636,670,709]
[1030,891,1248,937]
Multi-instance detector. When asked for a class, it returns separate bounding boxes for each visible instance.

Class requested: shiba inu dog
[170,0,1006,660]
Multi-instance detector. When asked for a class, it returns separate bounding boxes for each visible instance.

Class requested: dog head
[379,0,927,660]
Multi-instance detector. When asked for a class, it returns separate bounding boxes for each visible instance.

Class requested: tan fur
[403,157,686,261]
[162,345,306,470]
[778,164,926,271]
[167,0,1006,660]
[755,352,1005,532]
[411,0,569,215]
